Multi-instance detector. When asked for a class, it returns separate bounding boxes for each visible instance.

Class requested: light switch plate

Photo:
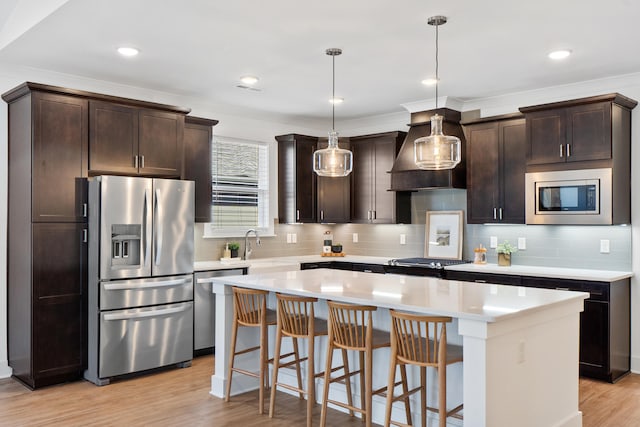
[352,233,359,243]
[286,233,292,244]
[490,236,498,248]
[400,234,406,245]
[600,239,610,253]
[518,237,526,250]
[291,233,297,244]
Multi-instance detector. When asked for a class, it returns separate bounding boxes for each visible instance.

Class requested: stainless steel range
[386,258,471,278]
[84,176,195,386]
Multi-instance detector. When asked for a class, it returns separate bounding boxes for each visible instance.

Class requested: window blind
[210,136,270,231]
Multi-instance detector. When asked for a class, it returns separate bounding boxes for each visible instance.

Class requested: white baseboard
[0,360,12,378]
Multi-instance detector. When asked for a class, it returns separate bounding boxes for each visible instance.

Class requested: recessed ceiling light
[329,97,344,104]
[548,49,572,60]
[421,78,439,86]
[240,75,259,85]
[117,47,139,57]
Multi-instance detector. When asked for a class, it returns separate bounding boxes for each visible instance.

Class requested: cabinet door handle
[493,208,497,220]
[140,155,145,169]
[320,210,324,221]
[83,203,87,218]
[559,144,564,158]
[83,229,88,243]
[566,143,571,157]
[499,208,503,221]
[296,209,300,221]
[373,210,376,220]
[134,155,139,168]
[474,279,488,283]
[367,210,371,220]
[555,287,570,291]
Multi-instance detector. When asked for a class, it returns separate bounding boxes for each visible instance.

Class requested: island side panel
[459,299,584,427]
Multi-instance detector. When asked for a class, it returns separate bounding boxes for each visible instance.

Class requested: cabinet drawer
[351,263,385,274]
[445,270,522,286]
[521,277,609,301]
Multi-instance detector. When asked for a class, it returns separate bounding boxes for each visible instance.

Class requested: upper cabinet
[350,131,410,224]
[464,115,526,224]
[31,91,89,222]
[89,101,185,177]
[183,116,218,223]
[317,137,351,223]
[276,134,318,223]
[520,94,637,168]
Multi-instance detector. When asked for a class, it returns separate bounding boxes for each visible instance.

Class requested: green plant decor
[496,240,517,254]
[228,242,240,251]
[496,240,517,266]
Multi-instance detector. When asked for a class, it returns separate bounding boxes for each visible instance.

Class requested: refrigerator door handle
[103,305,189,321]
[103,278,190,291]
[154,189,163,266]
[143,188,150,267]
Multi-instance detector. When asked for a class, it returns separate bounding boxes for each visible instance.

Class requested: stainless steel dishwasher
[193,268,247,355]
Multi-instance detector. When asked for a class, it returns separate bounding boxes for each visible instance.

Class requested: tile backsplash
[195,189,632,271]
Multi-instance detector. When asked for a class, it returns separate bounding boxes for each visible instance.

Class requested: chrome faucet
[244,229,261,260]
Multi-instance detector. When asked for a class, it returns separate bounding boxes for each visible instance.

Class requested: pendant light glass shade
[313,131,353,177]
[414,114,461,170]
[414,15,461,170]
[313,48,353,177]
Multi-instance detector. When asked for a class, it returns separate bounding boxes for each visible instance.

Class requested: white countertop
[445,263,633,282]
[210,268,588,323]
[195,255,632,282]
[194,255,392,272]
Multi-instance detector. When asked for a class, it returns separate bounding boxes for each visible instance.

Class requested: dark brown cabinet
[276,134,318,223]
[520,94,637,167]
[446,269,630,382]
[464,115,526,224]
[183,116,218,223]
[317,138,351,223]
[89,101,185,177]
[31,92,88,222]
[350,131,410,224]
[3,83,89,389]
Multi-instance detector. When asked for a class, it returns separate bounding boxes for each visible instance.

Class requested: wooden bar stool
[269,293,328,427]
[384,310,463,427]
[225,287,299,415]
[320,301,410,427]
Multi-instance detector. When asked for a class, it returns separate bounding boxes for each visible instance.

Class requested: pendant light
[414,16,461,170]
[313,48,353,177]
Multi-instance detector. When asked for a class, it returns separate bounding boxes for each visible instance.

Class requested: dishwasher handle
[103,278,190,291]
[103,304,189,321]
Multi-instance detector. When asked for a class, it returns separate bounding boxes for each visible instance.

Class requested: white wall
[1,64,640,378]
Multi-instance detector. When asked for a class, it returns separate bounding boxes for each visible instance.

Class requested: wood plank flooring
[0,355,638,426]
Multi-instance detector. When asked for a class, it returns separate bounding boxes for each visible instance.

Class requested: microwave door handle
[154,189,163,266]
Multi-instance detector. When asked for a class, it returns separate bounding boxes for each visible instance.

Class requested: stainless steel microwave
[525,168,612,225]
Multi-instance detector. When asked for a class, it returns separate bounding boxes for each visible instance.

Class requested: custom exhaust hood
[389,108,467,191]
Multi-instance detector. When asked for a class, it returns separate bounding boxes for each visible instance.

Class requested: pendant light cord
[435,22,439,110]
[332,52,336,131]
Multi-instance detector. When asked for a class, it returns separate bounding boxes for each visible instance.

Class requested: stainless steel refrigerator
[84,175,195,386]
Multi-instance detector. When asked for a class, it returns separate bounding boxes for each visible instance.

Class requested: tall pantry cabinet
[3,84,88,388]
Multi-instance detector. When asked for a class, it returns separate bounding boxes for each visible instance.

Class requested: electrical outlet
[352,233,359,243]
[518,237,526,250]
[600,239,610,253]
[490,236,498,248]
[291,233,297,243]
[286,233,292,244]
[400,234,406,245]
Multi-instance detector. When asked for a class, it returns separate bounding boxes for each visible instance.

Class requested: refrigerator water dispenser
[111,224,141,267]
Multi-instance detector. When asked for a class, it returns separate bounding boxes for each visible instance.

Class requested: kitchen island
[209,268,588,427]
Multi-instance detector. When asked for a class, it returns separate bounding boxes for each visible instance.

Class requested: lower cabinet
[9,223,87,389]
[447,270,629,382]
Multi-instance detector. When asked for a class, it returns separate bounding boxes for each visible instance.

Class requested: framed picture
[424,210,463,259]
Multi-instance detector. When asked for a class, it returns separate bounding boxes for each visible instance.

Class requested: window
[204,135,273,238]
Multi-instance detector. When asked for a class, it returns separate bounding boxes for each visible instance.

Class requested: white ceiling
[1,0,639,122]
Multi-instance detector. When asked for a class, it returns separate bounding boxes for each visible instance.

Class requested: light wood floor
[0,355,639,426]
